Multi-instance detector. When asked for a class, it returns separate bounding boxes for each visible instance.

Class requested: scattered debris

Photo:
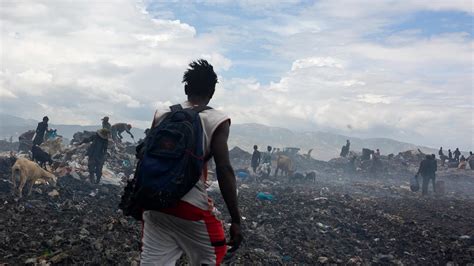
[0,142,473,264]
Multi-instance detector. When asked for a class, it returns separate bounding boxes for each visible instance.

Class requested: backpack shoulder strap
[169,104,183,112]
[192,105,212,113]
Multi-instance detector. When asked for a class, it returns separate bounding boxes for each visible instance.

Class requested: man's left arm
[211,121,242,250]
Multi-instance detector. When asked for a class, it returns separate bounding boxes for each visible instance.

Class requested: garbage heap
[209,180,474,265]
[0,140,18,153]
[326,149,425,178]
[0,174,141,265]
[229,146,252,169]
[1,131,136,187]
[1,142,473,265]
[55,141,136,186]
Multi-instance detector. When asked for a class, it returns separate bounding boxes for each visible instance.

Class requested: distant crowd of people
[251,145,273,177]
[437,147,472,168]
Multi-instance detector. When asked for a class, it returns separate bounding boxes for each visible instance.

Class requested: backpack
[119,104,211,218]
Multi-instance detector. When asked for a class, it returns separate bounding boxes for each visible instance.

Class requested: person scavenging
[439,147,446,166]
[111,123,134,142]
[340,139,350,157]
[453,148,461,162]
[416,154,437,196]
[251,145,261,174]
[32,116,49,146]
[137,59,242,265]
[259,145,273,177]
[79,128,110,184]
[467,151,474,170]
[102,116,111,130]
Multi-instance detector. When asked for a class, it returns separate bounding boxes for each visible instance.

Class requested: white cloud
[291,57,344,71]
[0,88,17,99]
[17,69,53,84]
[357,94,391,104]
[0,0,472,150]
[0,0,231,126]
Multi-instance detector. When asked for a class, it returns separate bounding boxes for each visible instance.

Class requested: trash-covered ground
[1,142,473,264]
[215,174,474,265]
[0,175,141,265]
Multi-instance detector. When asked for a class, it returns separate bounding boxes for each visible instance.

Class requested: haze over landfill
[1,0,472,150]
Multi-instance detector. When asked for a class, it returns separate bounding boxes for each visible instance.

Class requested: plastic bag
[256,192,274,201]
[410,175,419,192]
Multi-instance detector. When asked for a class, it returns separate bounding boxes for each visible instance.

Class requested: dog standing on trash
[11,157,57,198]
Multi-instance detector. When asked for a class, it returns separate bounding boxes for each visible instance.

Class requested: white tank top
[152,101,230,210]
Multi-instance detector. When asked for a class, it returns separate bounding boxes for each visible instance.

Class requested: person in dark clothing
[438,147,446,166]
[417,154,437,196]
[340,140,350,157]
[80,129,110,184]
[251,145,261,174]
[102,116,111,130]
[468,151,474,170]
[32,116,49,146]
[448,149,453,161]
[261,146,273,177]
[137,128,150,145]
[453,148,461,162]
[111,123,134,142]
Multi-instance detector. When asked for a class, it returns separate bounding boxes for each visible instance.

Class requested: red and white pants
[140,202,227,266]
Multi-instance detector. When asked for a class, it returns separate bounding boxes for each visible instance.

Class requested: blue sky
[0,0,472,149]
[145,1,473,84]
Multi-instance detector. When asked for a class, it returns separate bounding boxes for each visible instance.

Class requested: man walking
[416,154,437,196]
[251,145,261,174]
[140,59,242,265]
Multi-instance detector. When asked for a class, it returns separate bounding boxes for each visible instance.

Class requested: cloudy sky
[1,0,472,149]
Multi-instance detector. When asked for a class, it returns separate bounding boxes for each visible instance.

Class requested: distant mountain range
[0,113,438,160]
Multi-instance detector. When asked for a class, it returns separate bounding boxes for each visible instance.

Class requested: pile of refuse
[1,139,473,264]
[212,180,474,264]
[229,146,251,170]
[37,134,137,186]
[0,140,18,153]
[0,175,141,264]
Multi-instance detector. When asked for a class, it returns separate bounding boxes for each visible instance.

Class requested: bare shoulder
[213,120,230,139]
